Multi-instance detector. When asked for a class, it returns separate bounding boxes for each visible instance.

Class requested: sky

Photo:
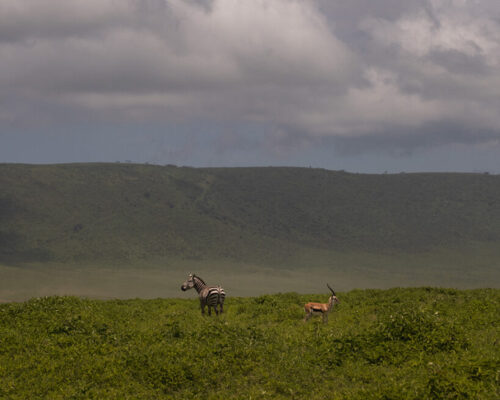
[1,0,500,173]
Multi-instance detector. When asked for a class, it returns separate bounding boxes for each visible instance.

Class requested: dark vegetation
[1,163,500,265]
[0,288,498,399]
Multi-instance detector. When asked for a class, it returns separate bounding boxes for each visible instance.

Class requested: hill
[1,288,498,399]
[1,163,500,264]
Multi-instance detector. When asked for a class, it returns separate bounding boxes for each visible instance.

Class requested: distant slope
[1,163,500,265]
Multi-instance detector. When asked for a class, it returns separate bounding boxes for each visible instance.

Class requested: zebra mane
[193,274,206,285]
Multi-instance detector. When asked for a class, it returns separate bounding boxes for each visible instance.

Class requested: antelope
[304,284,340,323]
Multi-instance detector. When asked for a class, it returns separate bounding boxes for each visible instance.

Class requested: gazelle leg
[304,312,312,322]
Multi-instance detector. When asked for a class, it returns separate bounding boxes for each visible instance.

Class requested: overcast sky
[1,0,500,173]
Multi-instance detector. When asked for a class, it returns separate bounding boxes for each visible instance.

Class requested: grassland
[1,288,498,399]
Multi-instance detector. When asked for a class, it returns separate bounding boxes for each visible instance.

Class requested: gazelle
[304,284,340,323]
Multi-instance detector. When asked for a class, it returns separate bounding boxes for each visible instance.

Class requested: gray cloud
[330,122,500,157]
[1,0,500,158]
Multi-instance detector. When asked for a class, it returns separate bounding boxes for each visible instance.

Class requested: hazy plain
[2,245,499,302]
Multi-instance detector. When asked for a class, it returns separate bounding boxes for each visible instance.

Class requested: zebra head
[181,273,195,291]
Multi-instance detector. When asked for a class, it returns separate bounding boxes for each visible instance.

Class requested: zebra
[181,273,226,316]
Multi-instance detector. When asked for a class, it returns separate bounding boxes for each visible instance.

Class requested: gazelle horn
[327,283,336,295]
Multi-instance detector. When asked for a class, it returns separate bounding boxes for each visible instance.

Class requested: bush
[0,289,498,399]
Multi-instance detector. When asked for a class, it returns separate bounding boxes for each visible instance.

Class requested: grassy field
[1,288,498,399]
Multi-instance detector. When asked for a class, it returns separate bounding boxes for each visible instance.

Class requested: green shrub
[0,288,498,399]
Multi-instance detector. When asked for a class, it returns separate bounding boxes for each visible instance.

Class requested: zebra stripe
[181,273,226,316]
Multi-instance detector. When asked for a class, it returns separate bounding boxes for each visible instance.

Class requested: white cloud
[354,0,500,136]
[362,1,500,63]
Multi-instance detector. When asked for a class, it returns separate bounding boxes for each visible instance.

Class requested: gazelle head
[181,273,195,291]
[327,283,340,305]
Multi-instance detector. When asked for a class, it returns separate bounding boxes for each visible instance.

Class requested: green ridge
[1,163,500,265]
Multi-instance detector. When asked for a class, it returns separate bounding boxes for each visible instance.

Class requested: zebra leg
[200,303,205,315]
[219,303,224,314]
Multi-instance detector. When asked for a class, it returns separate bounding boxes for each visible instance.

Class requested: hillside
[1,163,500,266]
[1,288,498,399]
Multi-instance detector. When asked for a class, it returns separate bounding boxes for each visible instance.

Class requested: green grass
[1,288,499,399]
